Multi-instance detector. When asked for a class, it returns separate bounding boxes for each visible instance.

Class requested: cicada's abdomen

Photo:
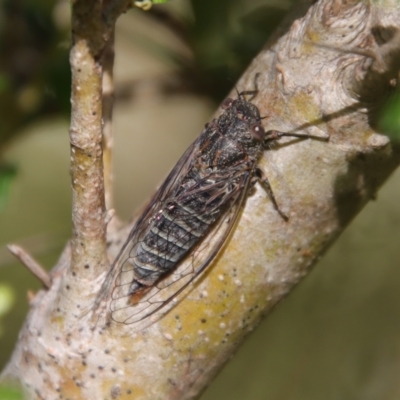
[129,183,223,293]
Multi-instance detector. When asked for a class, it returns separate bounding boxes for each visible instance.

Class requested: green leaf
[0,385,24,400]
[0,283,15,317]
[0,164,17,212]
[0,73,10,92]
[0,283,15,337]
[378,90,400,140]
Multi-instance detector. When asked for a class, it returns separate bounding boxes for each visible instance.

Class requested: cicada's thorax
[200,97,266,170]
[129,96,266,291]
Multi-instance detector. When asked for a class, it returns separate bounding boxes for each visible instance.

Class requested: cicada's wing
[92,136,201,315]
[109,169,253,326]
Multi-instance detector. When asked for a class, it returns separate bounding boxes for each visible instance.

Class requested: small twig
[69,0,132,278]
[69,0,109,277]
[7,244,51,289]
[105,208,116,225]
[102,28,116,212]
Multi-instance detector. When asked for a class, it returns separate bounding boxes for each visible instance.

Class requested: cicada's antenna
[225,76,240,98]
[239,72,260,101]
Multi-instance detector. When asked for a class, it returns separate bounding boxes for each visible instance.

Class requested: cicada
[95,76,307,325]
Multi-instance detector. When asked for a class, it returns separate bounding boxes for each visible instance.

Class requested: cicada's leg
[264,130,329,144]
[239,73,260,101]
[254,167,289,222]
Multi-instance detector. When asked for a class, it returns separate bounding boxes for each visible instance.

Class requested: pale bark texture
[2,0,400,399]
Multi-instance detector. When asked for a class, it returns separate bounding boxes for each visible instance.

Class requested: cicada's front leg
[254,167,289,222]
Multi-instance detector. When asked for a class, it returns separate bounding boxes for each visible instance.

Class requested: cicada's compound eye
[221,97,234,109]
[251,123,265,141]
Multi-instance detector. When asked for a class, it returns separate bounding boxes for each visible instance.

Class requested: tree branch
[1,1,400,399]
[7,244,51,289]
[102,27,116,213]
[68,0,108,280]
[67,0,128,302]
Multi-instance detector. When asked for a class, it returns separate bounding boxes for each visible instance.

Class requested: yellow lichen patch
[290,91,321,124]
[303,28,321,54]
[156,235,270,357]
[57,365,87,398]
[50,314,65,329]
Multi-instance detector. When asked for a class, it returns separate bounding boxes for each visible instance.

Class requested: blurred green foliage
[186,1,287,100]
[0,0,71,143]
[0,384,23,400]
[378,90,400,140]
[0,283,15,337]
[0,164,17,212]
[0,0,70,213]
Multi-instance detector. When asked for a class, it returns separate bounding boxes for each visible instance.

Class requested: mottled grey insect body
[128,96,266,294]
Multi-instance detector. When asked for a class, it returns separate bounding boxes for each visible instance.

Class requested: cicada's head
[221,96,266,143]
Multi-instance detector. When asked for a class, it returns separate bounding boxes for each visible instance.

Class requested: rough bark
[1,0,400,399]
